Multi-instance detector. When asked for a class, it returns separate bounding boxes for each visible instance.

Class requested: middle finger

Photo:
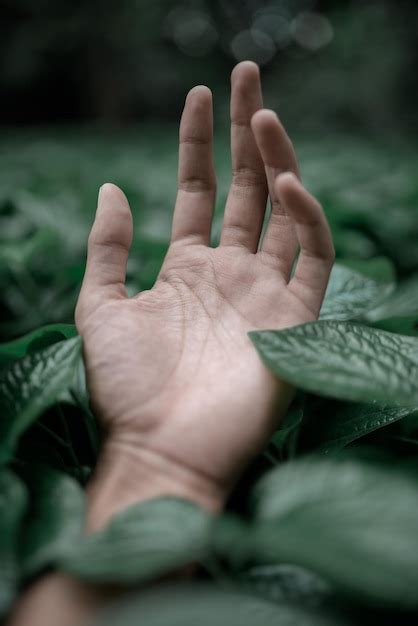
[220,62,268,252]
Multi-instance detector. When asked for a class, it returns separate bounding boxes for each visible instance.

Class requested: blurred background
[0,0,417,341]
[2,0,418,131]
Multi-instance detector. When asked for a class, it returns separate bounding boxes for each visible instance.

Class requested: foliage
[0,127,417,623]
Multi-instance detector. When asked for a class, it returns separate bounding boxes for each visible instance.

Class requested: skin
[8,62,334,626]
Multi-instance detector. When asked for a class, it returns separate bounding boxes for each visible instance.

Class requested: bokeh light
[291,11,334,51]
[230,28,276,65]
[252,13,292,49]
[165,8,218,57]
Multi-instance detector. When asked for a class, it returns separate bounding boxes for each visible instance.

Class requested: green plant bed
[0,128,417,624]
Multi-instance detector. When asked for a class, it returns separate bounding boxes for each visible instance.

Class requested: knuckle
[178,176,216,193]
[87,229,101,250]
[180,135,210,146]
[232,166,265,188]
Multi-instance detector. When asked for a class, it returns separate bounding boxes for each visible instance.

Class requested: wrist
[86,437,226,532]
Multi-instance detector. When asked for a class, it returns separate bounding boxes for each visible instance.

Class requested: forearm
[7,572,108,626]
[7,439,225,626]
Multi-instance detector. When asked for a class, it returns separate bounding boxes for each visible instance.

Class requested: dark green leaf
[95,583,350,626]
[241,564,331,607]
[59,498,212,584]
[304,403,418,453]
[20,466,85,577]
[0,471,27,616]
[250,322,418,406]
[0,324,77,367]
[250,457,418,608]
[369,316,418,337]
[0,337,82,464]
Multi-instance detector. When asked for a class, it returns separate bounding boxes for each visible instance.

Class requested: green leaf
[20,466,85,577]
[250,456,418,608]
[0,336,82,464]
[0,324,77,367]
[303,402,418,453]
[250,321,418,406]
[0,470,28,616]
[320,264,393,321]
[366,275,418,322]
[96,583,349,626]
[59,498,212,584]
[241,564,331,607]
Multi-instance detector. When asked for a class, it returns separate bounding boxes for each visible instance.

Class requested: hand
[75,62,334,524]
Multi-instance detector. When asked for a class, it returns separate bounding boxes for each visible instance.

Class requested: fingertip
[93,182,133,249]
[181,86,214,145]
[252,109,279,124]
[230,62,263,122]
[190,84,212,94]
[98,183,131,213]
[186,85,213,107]
[234,60,260,73]
[231,60,260,83]
[82,183,133,301]
[251,108,278,130]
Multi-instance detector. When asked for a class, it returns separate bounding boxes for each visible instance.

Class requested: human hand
[75,62,334,526]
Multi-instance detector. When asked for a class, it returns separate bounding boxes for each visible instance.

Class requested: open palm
[76,63,334,504]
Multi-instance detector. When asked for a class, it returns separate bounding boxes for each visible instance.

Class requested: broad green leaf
[250,321,418,406]
[95,583,350,626]
[241,564,331,607]
[303,402,418,453]
[59,498,212,583]
[249,457,418,608]
[320,264,393,321]
[20,466,85,577]
[366,275,418,322]
[0,336,82,464]
[0,471,27,616]
[0,324,77,366]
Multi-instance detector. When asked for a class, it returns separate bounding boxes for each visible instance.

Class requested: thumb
[76,183,133,325]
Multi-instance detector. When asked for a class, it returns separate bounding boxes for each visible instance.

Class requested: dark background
[1,0,418,135]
